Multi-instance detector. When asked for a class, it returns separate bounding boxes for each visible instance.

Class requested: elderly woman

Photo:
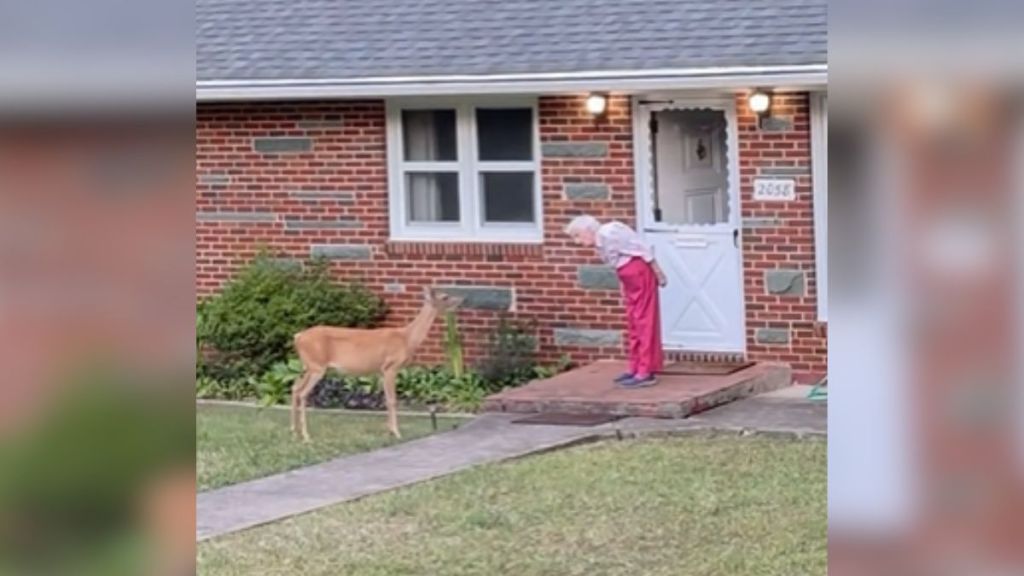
[565,215,666,387]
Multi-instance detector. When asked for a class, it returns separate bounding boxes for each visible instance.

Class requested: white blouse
[595,221,654,268]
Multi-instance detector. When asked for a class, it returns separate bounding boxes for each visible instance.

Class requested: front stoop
[483,360,791,419]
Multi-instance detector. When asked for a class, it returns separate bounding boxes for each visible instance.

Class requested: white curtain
[405,112,442,222]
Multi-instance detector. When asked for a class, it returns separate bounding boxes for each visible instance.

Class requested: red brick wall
[736,93,827,375]
[196,93,827,375]
[196,96,637,366]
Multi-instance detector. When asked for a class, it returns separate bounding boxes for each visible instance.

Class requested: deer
[290,287,464,442]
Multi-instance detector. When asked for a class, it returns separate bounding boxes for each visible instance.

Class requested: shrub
[442,311,465,378]
[196,254,386,380]
[475,315,540,389]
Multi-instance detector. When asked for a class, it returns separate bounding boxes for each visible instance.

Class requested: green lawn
[198,435,826,576]
[197,403,465,491]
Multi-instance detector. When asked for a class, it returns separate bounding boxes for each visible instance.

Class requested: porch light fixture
[748,89,771,116]
[585,93,608,117]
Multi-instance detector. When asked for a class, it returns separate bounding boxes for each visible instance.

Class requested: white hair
[565,214,600,236]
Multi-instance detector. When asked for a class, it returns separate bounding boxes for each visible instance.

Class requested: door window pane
[402,110,457,161]
[406,172,459,222]
[481,172,534,223]
[476,108,533,161]
[652,109,729,225]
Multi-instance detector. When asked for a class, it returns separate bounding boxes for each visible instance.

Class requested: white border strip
[197,65,828,101]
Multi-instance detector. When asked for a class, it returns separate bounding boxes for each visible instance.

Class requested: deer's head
[424,287,465,312]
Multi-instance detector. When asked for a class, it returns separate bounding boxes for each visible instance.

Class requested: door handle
[733,228,739,248]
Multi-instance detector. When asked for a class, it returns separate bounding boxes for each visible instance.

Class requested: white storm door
[636,101,745,352]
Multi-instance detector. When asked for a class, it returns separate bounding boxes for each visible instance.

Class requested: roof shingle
[197,0,827,82]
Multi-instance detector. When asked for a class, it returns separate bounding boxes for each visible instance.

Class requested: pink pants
[617,257,664,376]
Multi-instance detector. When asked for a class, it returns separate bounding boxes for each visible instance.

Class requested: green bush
[196,254,386,381]
[475,315,541,388]
[198,355,572,412]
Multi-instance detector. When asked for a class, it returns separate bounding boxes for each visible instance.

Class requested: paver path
[197,387,825,541]
[196,415,594,540]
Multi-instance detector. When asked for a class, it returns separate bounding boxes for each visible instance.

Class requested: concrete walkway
[197,386,825,541]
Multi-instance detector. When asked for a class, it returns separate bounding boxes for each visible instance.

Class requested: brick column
[736,93,827,375]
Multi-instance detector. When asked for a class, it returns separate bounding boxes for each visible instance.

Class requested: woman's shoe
[613,372,635,384]
[619,374,657,388]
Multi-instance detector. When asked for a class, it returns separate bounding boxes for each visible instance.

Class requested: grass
[198,435,826,576]
[197,403,465,491]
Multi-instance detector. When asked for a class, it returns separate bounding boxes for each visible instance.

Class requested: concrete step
[483,360,792,419]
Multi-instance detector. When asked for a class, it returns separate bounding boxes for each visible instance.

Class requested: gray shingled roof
[198,0,826,82]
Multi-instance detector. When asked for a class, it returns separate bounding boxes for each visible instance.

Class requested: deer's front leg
[291,370,311,436]
[298,369,324,442]
[381,367,401,438]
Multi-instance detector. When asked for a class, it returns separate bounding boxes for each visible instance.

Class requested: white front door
[635,99,746,352]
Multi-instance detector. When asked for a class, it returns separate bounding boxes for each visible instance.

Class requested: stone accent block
[564,183,610,200]
[756,328,790,345]
[759,116,793,132]
[553,328,621,348]
[309,244,372,260]
[541,142,608,158]
[283,217,361,230]
[761,166,811,176]
[437,286,513,311]
[198,173,231,186]
[253,137,313,154]
[297,117,344,130]
[742,217,782,229]
[577,265,619,290]
[196,211,275,223]
[765,269,805,296]
[289,190,355,202]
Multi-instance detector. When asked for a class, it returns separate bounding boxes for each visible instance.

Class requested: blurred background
[829,0,1024,573]
[1,0,1023,574]
[0,0,195,574]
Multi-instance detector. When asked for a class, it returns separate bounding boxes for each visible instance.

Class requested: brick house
[196,0,828,378]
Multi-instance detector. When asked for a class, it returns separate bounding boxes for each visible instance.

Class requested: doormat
[512,413,625,426]
[660,361,755,376]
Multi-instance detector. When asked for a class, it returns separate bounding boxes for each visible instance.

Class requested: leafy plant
[475,315,540,389]
[533,354,574,380]
[196,252,386,381]
[196,375,255,400]
[252,358,305,406]
[443,311,465,379]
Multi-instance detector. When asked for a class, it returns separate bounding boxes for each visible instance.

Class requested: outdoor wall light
[748,89,771,116]
[585,93,608,117]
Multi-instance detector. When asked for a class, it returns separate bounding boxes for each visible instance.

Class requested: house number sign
[753,178,796,201]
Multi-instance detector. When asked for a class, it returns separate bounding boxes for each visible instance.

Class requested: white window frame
[811,92,828,321]
[386,97,543,243]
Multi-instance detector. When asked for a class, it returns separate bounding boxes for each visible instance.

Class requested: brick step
[483,360,791,419]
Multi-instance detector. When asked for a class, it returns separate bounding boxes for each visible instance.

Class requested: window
[388,99,541,242]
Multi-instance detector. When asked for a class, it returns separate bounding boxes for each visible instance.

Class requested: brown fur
[290,287,463,441]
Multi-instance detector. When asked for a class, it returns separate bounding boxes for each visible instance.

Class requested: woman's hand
[651,261,668,287]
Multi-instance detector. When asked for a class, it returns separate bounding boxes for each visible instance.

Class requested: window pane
[406,172,459,223]
[402,110,457,161]
[652,109,730,225]
[481,172,534,223]
[477,108,533,161]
